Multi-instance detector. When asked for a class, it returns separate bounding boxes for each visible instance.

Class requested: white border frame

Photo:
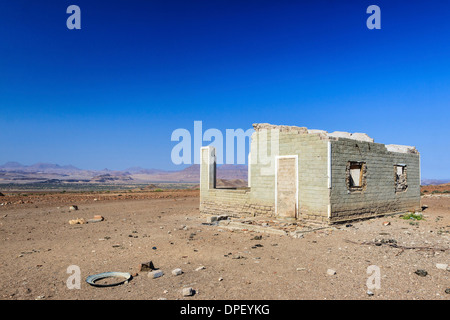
[275,155,299,219]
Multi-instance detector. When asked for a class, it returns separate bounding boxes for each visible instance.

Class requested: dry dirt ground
[0,190,448,300]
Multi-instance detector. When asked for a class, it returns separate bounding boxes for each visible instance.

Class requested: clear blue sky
[0,1,449,179]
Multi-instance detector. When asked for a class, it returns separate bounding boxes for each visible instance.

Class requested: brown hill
[421,183,450,194]
[90,173,134,183]
[0,162,249,184]
[216,179,248,188]
[131,164,248,183]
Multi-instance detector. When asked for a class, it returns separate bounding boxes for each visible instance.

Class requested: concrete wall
[329,138,421,223]
[200,125,330,221]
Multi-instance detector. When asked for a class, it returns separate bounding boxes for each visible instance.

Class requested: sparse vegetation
[0,182,197,193]
[401,212,424,221]
[431,190,450,194]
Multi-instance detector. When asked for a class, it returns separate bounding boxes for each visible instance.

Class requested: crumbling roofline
[252,123,419,154]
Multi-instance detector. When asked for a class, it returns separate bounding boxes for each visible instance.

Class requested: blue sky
[0,1,449,179]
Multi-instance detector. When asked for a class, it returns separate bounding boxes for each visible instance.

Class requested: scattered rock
[182,287,194,296]
[382,221,391,226]
[148,270,164,279]
[69,205,78,211]
[218,277,223,281]
[290,231,304,238]
[139,261,156,272]
[367,290,374,296]
[296,268,306,271]
[436,263,449,271]
[251,235,262,240]
[87,215,104,223]
[195,266,205,271]
[327,269,336,276]
[414,269,428,277]
[206,216,218,223]
[0,192,4,197]
[172,268,183,276]
[375,238,397,246]
[69,218,86,225]
[445,288,450,294]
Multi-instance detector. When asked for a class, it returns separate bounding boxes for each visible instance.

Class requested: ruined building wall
[200,125,330,220]
[200,146,253,217]
[329,138,421,223]
[247,126,330,222]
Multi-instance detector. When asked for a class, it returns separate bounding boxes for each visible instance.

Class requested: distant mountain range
[0,162,447,185]
[420,179,450,186]
[0,162,248,184]
[0,161,80,172]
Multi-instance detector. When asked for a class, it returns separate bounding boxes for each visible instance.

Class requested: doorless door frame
[274,155,299,219]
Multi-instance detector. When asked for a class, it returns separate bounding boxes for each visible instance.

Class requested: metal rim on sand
[86,272,132,287]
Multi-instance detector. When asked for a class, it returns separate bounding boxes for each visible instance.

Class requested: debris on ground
[139,261,156,272]
[85,271,132,287]
[435,263,449,271]
[69,218,86,225]
[182,287,194,296]
[327,269,336,276]
[87,215,104,223]
[172,268,183,276]
[345,239,448,256]
[148,270,164,279]
[414,269,428,277]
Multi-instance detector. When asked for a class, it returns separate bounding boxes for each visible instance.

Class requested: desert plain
[0,186,448,300]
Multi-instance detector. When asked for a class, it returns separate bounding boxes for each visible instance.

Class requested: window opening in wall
[215,164,249,189]
[347,161,366,191]
[394,164,407,192]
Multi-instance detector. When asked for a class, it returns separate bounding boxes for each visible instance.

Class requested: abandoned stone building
[200,123,421,225]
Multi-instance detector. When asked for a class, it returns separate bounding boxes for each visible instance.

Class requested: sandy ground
[0,190,448,300]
